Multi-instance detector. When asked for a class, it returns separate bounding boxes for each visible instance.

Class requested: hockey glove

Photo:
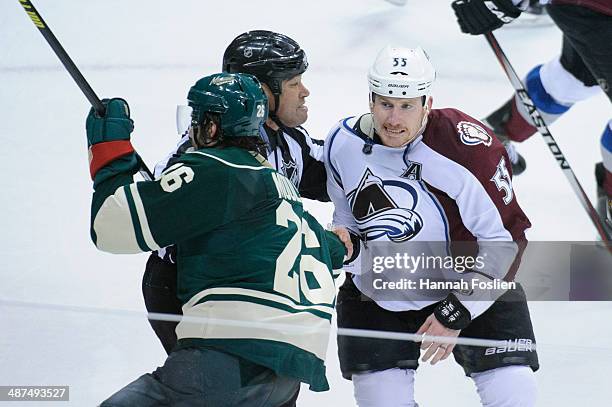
[451,0,522,35]
[342,230,366,276]
[434,293,472,330]
[86,98,136,181]
[344,231,362,265]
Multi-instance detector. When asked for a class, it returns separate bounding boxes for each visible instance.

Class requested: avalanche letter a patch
[457,121,492,147]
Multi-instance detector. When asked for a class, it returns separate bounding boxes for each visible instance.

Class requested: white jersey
[259,124,327,200]
[325,110,531,318]
[155,125,327,199]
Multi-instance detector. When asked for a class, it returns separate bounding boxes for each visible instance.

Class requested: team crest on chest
[457,121,492,147]
[347,168,424,242]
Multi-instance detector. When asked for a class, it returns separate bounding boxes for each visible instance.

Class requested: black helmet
[222,30,308,95]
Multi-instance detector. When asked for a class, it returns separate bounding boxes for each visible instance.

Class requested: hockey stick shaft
[18,0,105,116]
[18,0,153,180]
[484,32,610,243]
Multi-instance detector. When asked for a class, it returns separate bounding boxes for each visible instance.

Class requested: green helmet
[187,73,268,138]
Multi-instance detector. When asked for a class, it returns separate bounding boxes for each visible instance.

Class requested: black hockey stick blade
[484,32,610,243]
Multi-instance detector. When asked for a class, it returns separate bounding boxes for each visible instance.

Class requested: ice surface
[1,0,611,405]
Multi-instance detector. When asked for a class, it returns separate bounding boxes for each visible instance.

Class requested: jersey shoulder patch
[425,108,498,152]
[456,121,492,147]
[422,108,506,178]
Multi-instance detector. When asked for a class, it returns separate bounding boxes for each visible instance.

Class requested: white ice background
[1,0,611,405]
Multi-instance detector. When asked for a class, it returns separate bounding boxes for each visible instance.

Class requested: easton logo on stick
[517,89,569,169]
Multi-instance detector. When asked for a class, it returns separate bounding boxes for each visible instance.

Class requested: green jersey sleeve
[90,149,264,253]
[323,229,346,270]
[301,211,346,271]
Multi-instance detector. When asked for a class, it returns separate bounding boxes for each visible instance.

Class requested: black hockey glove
[451,0,522,35]
[434,293,472,330]
[344,231,362,265]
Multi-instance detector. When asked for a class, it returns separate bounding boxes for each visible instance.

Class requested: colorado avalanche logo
[347,169,423,242]
[457,121,492,147]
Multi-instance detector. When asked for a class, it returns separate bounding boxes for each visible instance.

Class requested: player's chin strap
[267,92,285,129]
[414,96,431,140]
[269,109,296,138]
[269,114,285,131]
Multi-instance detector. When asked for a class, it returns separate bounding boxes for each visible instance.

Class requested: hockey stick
[484,32,610,243]
[18,0,153,180]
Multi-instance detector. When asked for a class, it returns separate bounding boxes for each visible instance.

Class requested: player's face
[371,95,429,148]
[276,74,310,127]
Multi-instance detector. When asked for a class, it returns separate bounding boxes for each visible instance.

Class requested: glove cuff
[89,140,135,180]
[434,293,472,330]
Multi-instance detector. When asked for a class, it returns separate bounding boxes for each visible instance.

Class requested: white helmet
[368,45,436,99]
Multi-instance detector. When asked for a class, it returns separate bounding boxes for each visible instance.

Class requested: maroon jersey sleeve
[421,109,531,318]
[422,108,531,242]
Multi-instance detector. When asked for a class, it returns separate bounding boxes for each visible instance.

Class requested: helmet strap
[269,114,285,130]
[415,96,431,137]
[272,93,280,116]
[267,93,288,130]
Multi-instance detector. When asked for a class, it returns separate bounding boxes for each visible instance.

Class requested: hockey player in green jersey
[87,72,347,406]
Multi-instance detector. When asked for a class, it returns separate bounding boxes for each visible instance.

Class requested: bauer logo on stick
[457,121,492,147]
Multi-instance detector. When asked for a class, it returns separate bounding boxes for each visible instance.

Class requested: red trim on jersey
[89,140,135,179]
[422,108,532,240]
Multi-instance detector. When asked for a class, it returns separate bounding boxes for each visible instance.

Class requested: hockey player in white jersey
[325,46,539,406]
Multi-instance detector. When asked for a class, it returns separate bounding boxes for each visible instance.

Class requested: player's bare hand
[416,313,460,365]
[332,226,353,259]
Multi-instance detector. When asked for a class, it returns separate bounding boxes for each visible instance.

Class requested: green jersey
[91,146,345,391]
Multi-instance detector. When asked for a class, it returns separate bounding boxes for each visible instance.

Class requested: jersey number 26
[274,201,335,306]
